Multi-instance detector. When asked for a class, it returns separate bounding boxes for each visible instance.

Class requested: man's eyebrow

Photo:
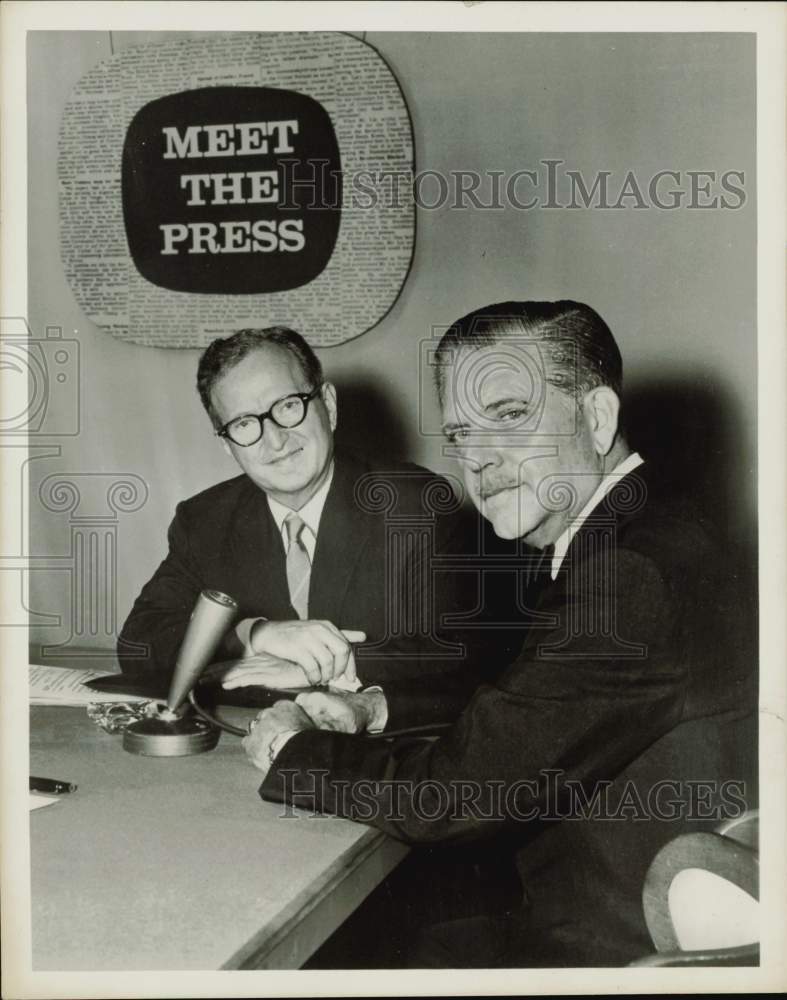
[483,396,531,414]
[442,397,532,434]
[226,390,300,422]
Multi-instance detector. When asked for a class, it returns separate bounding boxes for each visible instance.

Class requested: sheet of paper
[29,793,60,811]
[29,663,147,705]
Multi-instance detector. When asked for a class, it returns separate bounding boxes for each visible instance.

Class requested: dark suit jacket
[118,452,522,707]
[261,464,758,966]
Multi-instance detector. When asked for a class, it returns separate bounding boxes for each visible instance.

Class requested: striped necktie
[284,513,311,620]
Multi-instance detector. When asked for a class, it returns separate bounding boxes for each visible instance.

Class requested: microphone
[167,589,238,713]
[123,589,238,757]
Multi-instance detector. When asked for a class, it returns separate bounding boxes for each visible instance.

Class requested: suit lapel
[230,479,294,618]
[555,464,650,581]
[310,455,376,626]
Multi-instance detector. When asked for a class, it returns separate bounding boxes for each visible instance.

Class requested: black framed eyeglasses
[217,385,322,447]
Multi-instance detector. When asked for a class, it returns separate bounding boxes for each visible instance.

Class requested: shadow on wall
[622,373,755,562]
[332,375,412,462]
[335,369,757,571]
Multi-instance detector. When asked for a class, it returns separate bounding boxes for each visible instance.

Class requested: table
[29,705,409,970]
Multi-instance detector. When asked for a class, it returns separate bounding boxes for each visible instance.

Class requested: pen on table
[29,776,77,795]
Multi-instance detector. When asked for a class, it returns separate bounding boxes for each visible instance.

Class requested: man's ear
[582,386,620,456]
[321,382,338,431]
[220,437,233,459]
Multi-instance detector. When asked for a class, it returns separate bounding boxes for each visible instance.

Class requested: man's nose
[262,419,288,450]
[457,441,500,474]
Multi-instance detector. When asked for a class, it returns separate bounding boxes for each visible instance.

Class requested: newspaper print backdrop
[58,33,414,348]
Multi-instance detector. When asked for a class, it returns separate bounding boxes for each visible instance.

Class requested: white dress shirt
[235,460,367,721]
[265,462,334,562]
[550,452,644,579]
[267,461,364,694]
[234,463,334,654]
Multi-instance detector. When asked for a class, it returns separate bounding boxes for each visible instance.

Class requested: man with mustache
[245,301,756,967]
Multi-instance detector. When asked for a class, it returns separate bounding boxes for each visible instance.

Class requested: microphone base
[123,713,220,756]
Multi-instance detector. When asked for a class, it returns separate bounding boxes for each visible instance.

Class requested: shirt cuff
[361,685,388,733]
[234,617,266,658]
[268,729,300,763]
[328,673,362,693]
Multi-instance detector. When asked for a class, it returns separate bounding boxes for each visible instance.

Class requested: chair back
[630,810,759,966]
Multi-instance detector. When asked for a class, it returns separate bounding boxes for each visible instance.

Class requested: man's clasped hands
[210,616,388,777]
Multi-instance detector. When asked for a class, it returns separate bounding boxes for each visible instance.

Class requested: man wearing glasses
[118,327,508,700]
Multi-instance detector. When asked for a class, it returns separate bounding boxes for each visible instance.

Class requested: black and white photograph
[2,1,785,996]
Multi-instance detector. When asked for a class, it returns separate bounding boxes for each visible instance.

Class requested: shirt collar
[266,461,335,541]
[551,452,644,579]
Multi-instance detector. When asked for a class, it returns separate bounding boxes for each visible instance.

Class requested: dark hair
[197,327,323,428]
[433,300,623,406]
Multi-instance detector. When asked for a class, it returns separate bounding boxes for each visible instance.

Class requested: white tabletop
[30,705,408,970]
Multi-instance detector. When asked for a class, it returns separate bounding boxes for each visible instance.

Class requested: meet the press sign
[122,86,342,294]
